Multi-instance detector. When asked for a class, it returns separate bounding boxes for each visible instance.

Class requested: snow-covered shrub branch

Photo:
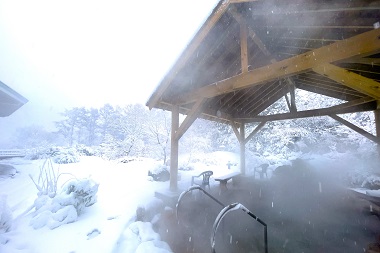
[29,157,75,198]
[30,178,99,230]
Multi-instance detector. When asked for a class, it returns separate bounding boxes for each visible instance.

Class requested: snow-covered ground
[0,151,243,253]
[0,151,379,253]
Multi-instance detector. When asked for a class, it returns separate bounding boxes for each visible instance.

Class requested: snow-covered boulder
[136,198,164,222]
[148,164,170,182]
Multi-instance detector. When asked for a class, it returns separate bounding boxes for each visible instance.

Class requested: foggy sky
[0,0,219,144]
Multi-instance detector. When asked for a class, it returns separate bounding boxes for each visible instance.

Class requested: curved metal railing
[176,186,268,253]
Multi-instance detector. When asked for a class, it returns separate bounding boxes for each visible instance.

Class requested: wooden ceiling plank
[342,57,380,66]
[241,81,278,114]
[313,63,380,100]
[296,83,362,101]
[175,28,380,105]
[296,80,363,98]
[222,88,252,112]
[246,82,289,116]
[146,0,231,109]
[329,114,379,144]
[295,75,365,96]
[239,101,376,123]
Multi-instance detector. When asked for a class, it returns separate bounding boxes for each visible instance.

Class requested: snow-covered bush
[0,195,12,233]
[30,178,99,230]
[52,148,80,164]
[178,162,194,171]
[61,178,99,214]
[25,147,52,160]
[75,145,95,156]
[148,164,170,182]
[361,175,380,190]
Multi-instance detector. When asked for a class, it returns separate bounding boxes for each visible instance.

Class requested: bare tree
[147,109,171,164]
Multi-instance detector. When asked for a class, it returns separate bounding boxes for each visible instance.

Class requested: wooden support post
[170,105,179,191]
[240,123,246,175]
[288,78,297,113]
[240,19,249,73]
[375,109,380,142]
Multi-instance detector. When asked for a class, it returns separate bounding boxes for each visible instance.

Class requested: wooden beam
[244,121,267,145]
[240,18,249,73]
[170,106,180,191]
[287,78,297,113]
[239,100,377,123]
[329,114,379,144]
[175,98,206,140]
[313,63,380,100]
[146,0,230,109]
[240,123,246,175]
[175,27,380,105]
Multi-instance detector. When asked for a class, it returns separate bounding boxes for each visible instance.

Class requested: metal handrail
[176,186,268,253]
[211,203,268,253]
[176,186,225,221]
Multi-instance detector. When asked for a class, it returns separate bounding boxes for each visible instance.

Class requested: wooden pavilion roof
[147,0,380,126]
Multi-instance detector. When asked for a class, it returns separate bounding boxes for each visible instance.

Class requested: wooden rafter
[146,0,231,109]
[175,28,380,105]
[313,63,380,100]
[240,18,249,73]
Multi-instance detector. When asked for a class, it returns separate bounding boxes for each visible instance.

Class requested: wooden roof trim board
[175,28,380,105]
[146,0,231,109]
[0,81,28,117]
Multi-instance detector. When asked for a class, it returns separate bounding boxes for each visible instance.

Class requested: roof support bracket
[230,120,266,144]
[329,114,379,144]
[175,98,207,140]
